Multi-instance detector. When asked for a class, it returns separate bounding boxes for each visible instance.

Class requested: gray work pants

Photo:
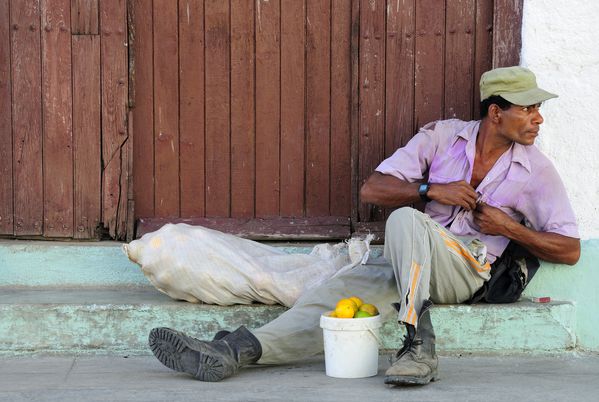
[254,207,490,364]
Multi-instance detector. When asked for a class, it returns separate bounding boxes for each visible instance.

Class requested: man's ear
[488,104,502,124]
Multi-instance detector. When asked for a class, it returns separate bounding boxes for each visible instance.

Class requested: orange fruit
[348,296,364,309]
[359,303,379,316]
[335,303,356,319]
[328,311,337,318]
[336,298,358,312]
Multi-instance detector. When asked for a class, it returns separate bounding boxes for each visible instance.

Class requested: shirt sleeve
[375,122,439,183]
[516,161,580,238]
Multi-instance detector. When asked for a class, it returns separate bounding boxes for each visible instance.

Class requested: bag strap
[507,241,540,283]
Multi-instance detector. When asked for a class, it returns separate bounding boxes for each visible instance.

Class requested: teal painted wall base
[0,241,144,287]
[523,239,599,351]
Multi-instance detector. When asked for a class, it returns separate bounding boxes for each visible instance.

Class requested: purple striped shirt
[376,119,579,263]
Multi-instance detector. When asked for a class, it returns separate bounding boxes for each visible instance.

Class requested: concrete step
[0,287,576,356]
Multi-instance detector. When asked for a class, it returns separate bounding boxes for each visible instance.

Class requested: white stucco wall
[520,0,599,239]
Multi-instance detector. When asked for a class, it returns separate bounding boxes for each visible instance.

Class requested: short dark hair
[480,95,513,118]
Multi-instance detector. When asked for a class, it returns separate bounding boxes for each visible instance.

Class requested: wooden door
[129,0,523,240]
[0,0,131,241]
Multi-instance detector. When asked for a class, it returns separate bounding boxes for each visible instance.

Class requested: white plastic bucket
[319,312,382,378]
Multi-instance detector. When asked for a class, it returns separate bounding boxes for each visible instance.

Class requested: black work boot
[212,330,231,340]
[149,326,262,382]
[384,300,438,385]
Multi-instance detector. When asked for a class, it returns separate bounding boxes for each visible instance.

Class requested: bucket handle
[367,328,383,346]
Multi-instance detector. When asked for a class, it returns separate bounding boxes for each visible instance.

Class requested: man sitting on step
[148,66,580,386]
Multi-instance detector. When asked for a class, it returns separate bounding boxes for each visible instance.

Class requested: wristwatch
[418,183,431,202]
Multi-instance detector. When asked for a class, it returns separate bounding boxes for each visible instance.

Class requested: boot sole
[384,373,438,386]
[149,327,229,382]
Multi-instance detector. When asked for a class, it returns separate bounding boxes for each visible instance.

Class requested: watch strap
[418,183,431,202]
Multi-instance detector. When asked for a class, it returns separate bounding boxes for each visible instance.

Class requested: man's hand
[474,202,580,265]
[472,202,515,236]
[428,181,478,210]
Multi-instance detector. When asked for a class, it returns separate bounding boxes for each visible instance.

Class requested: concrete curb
[0,288,575,356]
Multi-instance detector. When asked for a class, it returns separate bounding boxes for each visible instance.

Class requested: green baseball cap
[480,66,558,106]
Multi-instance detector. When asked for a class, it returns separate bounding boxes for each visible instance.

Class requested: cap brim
[500,87,558,106]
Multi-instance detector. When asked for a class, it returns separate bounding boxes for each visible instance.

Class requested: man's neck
[476,119,513,160]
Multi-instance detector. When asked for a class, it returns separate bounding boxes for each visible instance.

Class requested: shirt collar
[453,120,478,144]
[510,142,531,173]
[447,121,478,159]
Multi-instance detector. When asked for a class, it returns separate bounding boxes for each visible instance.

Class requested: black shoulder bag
[468,241,540,304]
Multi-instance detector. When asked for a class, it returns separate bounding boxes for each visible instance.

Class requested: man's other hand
[428,181,478,210]
[472,202,514,236]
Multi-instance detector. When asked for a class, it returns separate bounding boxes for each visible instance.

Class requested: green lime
[354,310,373,318]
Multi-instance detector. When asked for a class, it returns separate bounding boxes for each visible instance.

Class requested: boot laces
[389,333,423,364]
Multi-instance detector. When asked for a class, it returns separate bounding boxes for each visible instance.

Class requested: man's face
[497,103,544,146]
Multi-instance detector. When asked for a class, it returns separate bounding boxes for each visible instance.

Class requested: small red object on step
[531,296,551,303]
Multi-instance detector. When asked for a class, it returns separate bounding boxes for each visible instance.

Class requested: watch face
[419,183,430,201]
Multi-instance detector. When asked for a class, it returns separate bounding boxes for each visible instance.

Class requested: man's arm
[360,172,479,210]
[360,172,421,208]
[474,203,581,265]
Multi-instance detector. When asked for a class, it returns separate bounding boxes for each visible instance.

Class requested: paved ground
[1,353,599,402]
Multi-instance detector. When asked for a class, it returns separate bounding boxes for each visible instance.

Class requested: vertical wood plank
[11,0,44,236]
[329,0,351,217]
[444,0,475,120]
[255,0,280,217]
[230,0,255,218]
[72,35,101,238]
[71,0,98,34]
[100,0,129,239]
[414,0,445,128]
[205,0,230,217]
[350,0,360,224]
[473,0,493,117]
[383,0,415,220]
[41,0,73,237]
[126,110,135,241]
[179,0,205,217]
[358,0,385,222]
[126,1,135,236]
[0,0,13,235]
[385,0,415,155]
[279,0,305,217]
[153,0,179,218]
[493,0,522,68]
[120,134,132,238]
[131,0,154,218]
[305,0,330,217]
